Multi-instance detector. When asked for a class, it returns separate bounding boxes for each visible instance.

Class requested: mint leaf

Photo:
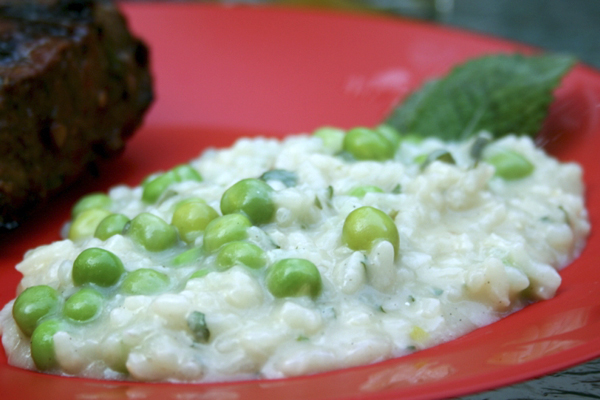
[385,54,576,140]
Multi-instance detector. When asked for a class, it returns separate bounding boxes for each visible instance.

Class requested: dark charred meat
[0,0,153,229]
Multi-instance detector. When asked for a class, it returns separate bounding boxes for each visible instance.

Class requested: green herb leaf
[385,53,576,140]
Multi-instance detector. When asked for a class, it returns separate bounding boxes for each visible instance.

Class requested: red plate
[1,3,599,399]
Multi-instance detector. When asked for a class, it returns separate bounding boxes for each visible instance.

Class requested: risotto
[0,127,590,382]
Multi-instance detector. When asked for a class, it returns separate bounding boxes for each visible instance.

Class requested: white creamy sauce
[0,133,590,382]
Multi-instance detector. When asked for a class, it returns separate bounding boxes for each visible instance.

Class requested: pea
[142,171,178,203]
[72,248,125,287]
[171,247,204,267]
[313,126,345,152]
[348,185,384,198]
[413,154,428,164]
[266,258,322,298]
[63,288,103,322]
[68,208,112,241]
[342,127,395,161]
[216,241,266,271]
[121,268,169,295]
[12,285,60,337]
[175,197,206,208]
[375,124,401,150]
[220,178,275,225]
[203,214,252,253]
[172,201,219,244]
[172,164,203,182]
[126,213,178,252]
[31,319,61,371]
[142,166,203,204]
[485,149,534,180]
[72,193,111,218]
[400,133,424,144]
[189,269,210,280]
[342,206,399,257]
[94,214,130,241]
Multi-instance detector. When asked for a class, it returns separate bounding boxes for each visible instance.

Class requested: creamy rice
[0,132,590,382]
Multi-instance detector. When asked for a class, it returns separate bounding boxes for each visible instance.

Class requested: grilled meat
[0,0,153,229]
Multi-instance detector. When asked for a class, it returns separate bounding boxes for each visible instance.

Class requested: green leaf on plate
[385,53,576,140]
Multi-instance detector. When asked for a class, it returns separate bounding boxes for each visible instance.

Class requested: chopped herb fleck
[314,196,323,209]
[327,185,334,200]
[469,133,492,163]
[559,205,572,226]
[420,149,456,170]
[260,169,298,188]
[187,311,210,343]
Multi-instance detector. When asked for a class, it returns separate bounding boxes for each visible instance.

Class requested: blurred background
[148,0,600,69]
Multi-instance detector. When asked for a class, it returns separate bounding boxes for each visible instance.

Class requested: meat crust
[0,0,153,229]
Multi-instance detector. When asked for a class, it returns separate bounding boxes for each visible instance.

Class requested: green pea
[189,269,210,280]
[342,127,395,161]
[126,213,178,252]
[172,164,203,182]
[485,149,534,180]
[68,208,112,241]
[266,258,322,298]
[342,206,399,257]
[142,171,178,203]
[203,214,252,253]
[12,285,60,337]
[400,133,424,144]
[72,193,111,218]
[216,241,266,271]
[72,248,125,287]
[31,319,61,371]
[348,185,384,198]
[171,247,204,267]
[175,197,206,208]
[172,201,219,244]
[121,268,169,295]
[142,166,203,204]
[375,124,401,150]
[94,214,130,241]
[413,154,428,164]
[220,178,275,225]
[313,126,345,152]
[63,288,103,322]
